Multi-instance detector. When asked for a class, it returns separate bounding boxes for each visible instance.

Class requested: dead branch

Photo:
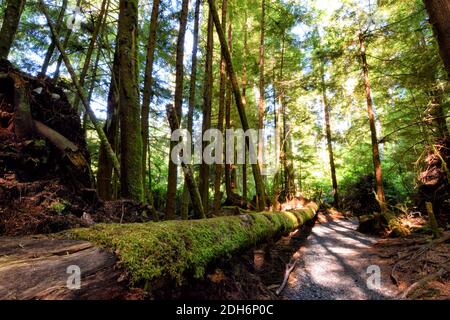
[276,260,298,296]
[401,268,447,299]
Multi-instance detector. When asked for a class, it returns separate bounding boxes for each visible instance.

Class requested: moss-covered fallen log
[66,203,318,286]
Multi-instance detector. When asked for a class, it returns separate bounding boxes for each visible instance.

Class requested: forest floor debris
[0,61,155,236]
[372,231,450,300]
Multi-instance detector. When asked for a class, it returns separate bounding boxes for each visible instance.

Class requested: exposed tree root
[401,269,447,299]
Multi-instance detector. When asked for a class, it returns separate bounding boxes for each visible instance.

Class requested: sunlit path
[284,218,398,300]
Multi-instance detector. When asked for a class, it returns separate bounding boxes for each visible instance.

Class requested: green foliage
[2,0,448,211]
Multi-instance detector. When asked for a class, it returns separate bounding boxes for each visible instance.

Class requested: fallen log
[65,203,318,287]
[0,203,317,299]
[33,120,93,189]
[0,238,129,300]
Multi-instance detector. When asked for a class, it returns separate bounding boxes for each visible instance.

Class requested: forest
[0,0,449,301]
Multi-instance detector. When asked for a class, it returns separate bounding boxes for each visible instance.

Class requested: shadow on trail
[284,218,396,300]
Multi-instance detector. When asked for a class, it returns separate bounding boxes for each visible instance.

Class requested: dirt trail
[283,217,399,300]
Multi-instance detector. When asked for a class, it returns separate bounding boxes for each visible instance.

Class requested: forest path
[282,217,398,300]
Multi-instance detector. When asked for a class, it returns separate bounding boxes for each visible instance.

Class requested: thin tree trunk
[73,0,108,113]
[199,9,214,212]
[166,0,190,219]
[0,0,26,59]
[279,33,293,200]
[359,33,387,213]
[272,75,281,211]
[271,55,282,211]
[97,42,120,201]
[224,9,233,200]
[242,7,248,202]
[423,0,450,78]
[258,0,265,171]
[320,63,339,208]
[41,0,68,75]
[141,0,160,200]
[39,0,121,179]
[213,0,227,214]
[207,0,267,211]
[118,0,143,202]
[167,105,205,219]
[181,0,202,220]
[53,0,82,80]
[84,44,102,136]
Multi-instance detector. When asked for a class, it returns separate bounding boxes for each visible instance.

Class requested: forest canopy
[0,0,448,226]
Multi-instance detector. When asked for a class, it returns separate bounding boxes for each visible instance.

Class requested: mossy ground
[66,205,318,286]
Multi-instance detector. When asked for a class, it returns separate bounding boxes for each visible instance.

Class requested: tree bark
[118,0,144,202]
[40,0,68,76]
[271,58,281,211]
[320,63,339,208]
[199,10,214,212]
[0,0,26,59]
[213,0,228,214]
[242,7,248,202]
[279,33,293,200]
[258,0,266,172]
[207,0,267,211]
[166,0,190,219]
[423,0,450,78]
[84,42,102,137]
[166,105,205,219]
[141,0,160,199]
[97,43,120,201]
[359,34,387,213]
[181,0,202,220]
[224,10,233,200]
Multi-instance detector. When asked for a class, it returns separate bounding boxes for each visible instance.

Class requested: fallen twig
[276,260,298,296]
[401,268,447,299]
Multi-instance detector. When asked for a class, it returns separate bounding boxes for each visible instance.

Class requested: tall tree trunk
[199,9,214,212]
[279,33,293,200]
[84,45,102,136]
[181,0,202,220]
[213,0,227,214]
[207,0,267,211]
[140,0,160,216]
[242,7,248,202]
[53,0,82,80]
[118,0,144,201]
[359,34,387,213]
[0,0,26,59]
[141,0,160,200]
[97,43,120,201]
[320,64,339,208]
[83,0,110,135]
[166,0,190,219]
[224,9,233,200]
[272,62,281,211]
[167,105,205,219]
[41,0,68,75]
[258,0,265,171]
[73,0,108,113]
[423,0,450,78]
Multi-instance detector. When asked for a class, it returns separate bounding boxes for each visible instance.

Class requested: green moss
[65,204,318,285]
[49,200,70,215]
